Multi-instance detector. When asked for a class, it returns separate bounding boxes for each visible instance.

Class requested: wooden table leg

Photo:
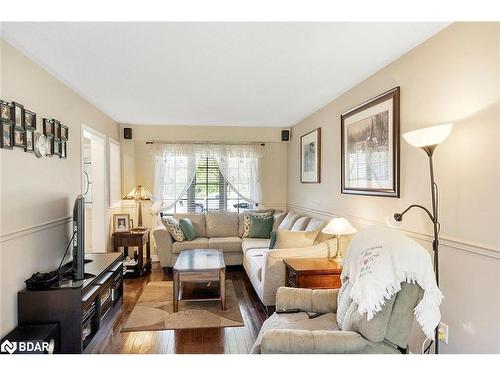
[137,243,144,275]
[146,235,151,271]
[173,271,179,313]
[220,269,226,311]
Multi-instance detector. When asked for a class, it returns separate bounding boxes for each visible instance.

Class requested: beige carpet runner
[122,280,244,332]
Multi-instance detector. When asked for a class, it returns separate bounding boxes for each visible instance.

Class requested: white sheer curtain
[151,143,263,221]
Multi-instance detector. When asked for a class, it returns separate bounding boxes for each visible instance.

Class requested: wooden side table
[112,229,151,276]
[284,258,342,289]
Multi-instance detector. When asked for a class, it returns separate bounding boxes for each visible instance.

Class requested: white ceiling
[1,22,448,127]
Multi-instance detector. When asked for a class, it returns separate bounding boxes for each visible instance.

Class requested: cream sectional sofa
[153,210,332,308]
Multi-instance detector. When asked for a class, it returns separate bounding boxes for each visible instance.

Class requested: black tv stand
[18,252,123,353]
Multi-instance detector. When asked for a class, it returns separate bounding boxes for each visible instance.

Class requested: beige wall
[287,22,500,353]
[0,39,119,336]
[119,124,288,249]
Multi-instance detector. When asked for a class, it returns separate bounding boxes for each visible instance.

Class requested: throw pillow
[163,217,185,242]
[272,212,286,231]
[242,212,273,238]
[179,218,196,241]
[275,230,320,249]
[269,231,277,249]
[249,215,274,239]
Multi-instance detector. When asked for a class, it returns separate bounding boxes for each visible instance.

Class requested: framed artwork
[24,109,36,130]
[12,102,24,128]
[1,100,12,121]
[60,125,69,141]
[54,139,62,156]
[341,87,400,197]
[46,136,54,156]
[60,141,67,159]
[113,214,131,233]
[54,120,61,139]
[1,120,13,149]
[300,128,321,183]
[43,118,54,137]
[13,127,26,148]
[25,129,34,153]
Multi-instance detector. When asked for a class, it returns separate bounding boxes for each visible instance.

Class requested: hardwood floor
[92,263,268,354]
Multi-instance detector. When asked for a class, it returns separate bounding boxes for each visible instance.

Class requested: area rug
[122,280,244,332]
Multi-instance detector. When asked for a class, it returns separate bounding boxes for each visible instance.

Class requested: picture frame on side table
[114,214,131,233]
[300,127,321,183]
[1,120,13,149]
[341,87,400,197]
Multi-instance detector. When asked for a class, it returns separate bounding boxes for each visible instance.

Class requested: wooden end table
[284,258,342,289]
[173,249,226,313]
[112,229,151,276]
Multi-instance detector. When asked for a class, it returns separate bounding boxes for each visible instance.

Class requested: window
[162,157,254,215]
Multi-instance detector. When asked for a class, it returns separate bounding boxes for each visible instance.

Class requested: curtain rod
[146,140,265,146]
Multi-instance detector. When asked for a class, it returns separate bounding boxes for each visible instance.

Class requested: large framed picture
[300,128,321,183]
[341,87,400,197]
[113,214,131,233]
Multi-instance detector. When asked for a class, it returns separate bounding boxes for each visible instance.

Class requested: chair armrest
[152,227,173,267]
[276,287,338,313]
[261,329,367,354]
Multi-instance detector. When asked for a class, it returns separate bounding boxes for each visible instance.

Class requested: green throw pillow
[249,215,274,239]
[179,218,196,241]
[269,231,277,249]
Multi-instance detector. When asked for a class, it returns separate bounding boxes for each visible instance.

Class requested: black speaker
[281,130,290,142]
[123,128,132,139]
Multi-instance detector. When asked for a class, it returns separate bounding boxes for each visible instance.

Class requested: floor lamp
[387,123,452,354]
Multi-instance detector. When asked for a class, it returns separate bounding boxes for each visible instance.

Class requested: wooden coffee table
[173,249,226,313]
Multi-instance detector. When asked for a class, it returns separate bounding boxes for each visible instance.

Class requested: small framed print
[60,141,67,159]
[54,120,61,139]
[46,136,54,156]
[13,127,26,148]
[60,125,69,141]
[54,139,62,156]
[12,102,24,128]
[1,100,12,121]
[300,128,321,183]
[25,129,34,152]
[24,109,36,130]
[113,214,131,233]
[1,120,13,149]
[43,118,54,137]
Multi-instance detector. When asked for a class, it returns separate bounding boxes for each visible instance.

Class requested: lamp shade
[322,218,357,235]
[123,185,152,201]
[403,123,453,148]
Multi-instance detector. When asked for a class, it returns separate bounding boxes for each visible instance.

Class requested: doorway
[81,125,107,253]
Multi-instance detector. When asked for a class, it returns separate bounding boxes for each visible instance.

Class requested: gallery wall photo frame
[341,87,400,198]
[1,119,14,149]
[11,102,24,128]
[300,127,321,183]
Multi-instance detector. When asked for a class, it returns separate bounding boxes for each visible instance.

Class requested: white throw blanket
[340,225,443,340]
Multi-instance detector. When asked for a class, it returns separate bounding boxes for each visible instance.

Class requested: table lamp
[386,123,452,354]
[322,217,357,262]
[123,185,152,230]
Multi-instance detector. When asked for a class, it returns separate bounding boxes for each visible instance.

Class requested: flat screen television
[71,194,93,280]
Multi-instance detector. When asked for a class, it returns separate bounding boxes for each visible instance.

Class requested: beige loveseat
[153,210,333,307]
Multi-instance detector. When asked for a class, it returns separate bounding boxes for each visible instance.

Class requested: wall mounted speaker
[123,128,132,139]
[281,130,290,142]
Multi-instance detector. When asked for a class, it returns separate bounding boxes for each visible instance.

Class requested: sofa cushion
[179,218,196,241]
[208,237,242,253]
[249,215,274,239]
[275,230,319,249]
[206,212,239,238]
[162,217,185,242]
[238,209,275,237]
[305,218,327,232]
[245,248,267,282]
[272,212,287,231]
[242,211,273,238]
[172,237,209,254]
[291,216,311,231]
[242,238,271,253]
[174,213,207,238]
[278,212,301,230]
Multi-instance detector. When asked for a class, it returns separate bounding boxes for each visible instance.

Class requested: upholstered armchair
[251,283,423,354]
